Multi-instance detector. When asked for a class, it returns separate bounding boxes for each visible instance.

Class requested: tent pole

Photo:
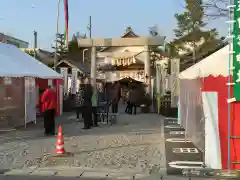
[185,94,189,143]
[24,77,27,128]
[227,0,233,170]
[54,0,61,70]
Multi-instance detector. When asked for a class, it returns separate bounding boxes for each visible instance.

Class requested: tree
[203,0,228,19]
[52,33,68,61]
[68,37,79,54]
[172,0,222,64]
[149,25,159,36]
[68,32,87,54]
[24,49,43,62]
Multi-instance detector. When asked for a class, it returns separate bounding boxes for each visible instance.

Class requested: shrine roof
[99,26,139,52]
[56,59,89,73]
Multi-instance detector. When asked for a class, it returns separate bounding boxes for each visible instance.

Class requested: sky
[0,0,227,51]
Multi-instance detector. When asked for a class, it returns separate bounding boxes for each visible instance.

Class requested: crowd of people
[124,84,149,115]
[39,77,151,135]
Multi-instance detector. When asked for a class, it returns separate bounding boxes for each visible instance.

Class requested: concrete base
[52,152,73,158]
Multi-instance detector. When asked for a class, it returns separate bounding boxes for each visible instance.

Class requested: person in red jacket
[41,85,57,136]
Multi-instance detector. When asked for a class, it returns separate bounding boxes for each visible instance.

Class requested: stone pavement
[0,174,222,180]
[0,111,167,179]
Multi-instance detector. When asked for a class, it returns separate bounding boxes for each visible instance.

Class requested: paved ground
[0,109,167,179]
[0,174,225,180]
[163,117,204,175]
[0,111,236,179]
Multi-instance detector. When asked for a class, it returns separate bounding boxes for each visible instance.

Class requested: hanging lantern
[105,56,111,64]
[120,58,123,66]
[112,58,116,65]
[133,56,136,63]
[122,57,126,66]
[127,58,130,66]
[130,57,133,65]
[119,58,122,66]
[116,58,120,66]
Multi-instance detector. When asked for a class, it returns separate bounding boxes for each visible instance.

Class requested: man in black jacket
[82,78,93,129]
[110,82,121,113]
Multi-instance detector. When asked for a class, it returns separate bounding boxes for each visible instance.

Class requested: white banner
[59,85,63,115]
[24,77,36,124]
[71,68,78,94]
[171,58,180,107]
[48,79,53,87]
[60,68,68,95]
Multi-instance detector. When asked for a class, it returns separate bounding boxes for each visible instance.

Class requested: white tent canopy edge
[0,43,62,79]
[179,45,231,79]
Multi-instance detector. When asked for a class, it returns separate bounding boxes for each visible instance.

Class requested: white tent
[179,45,230,79]
[178,44,240,170]
[0,43,63,129]
[0,43,62,79]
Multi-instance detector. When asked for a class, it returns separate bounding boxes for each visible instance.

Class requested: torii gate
[77,37,165,93]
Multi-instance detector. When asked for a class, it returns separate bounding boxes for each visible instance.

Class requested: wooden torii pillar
[77,37,165,93]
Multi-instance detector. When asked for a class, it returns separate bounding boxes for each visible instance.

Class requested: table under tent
[0,43,63,130]
[179,44,240,170]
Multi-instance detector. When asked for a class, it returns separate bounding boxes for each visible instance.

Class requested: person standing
[41,86,57,136]
[75,84,84,121]
[125,89,132,114]
[110,81,121,113]
[82,78,93,129]
[91,86,99,127]
[129,85,139,115]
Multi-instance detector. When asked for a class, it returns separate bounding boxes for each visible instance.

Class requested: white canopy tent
[179,45,230,79]
[178,44,240,169]
[0,43,62,130]
[0,43,62,79]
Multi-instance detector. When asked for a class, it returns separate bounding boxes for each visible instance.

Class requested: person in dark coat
[75,84,84,121]
[125,89,132,114]
[91,84,99,127]
[82,78,93,129]
[129,84,145,115]
[129,86,137,115]
[110,81,121,113]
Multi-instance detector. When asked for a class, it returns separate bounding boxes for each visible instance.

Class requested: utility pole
[33,31,37,60]
[54,0,61,70]
[89,16,92,38]
[34,31,37,49]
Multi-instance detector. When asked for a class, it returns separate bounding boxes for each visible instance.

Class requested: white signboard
[60,68,68,95]
[3,77,12,85]
[71,68,78,94]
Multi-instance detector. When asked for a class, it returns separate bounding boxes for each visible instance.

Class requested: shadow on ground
[0,112,163,144]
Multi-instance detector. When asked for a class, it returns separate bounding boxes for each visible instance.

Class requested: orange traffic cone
[55,125,66,155]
